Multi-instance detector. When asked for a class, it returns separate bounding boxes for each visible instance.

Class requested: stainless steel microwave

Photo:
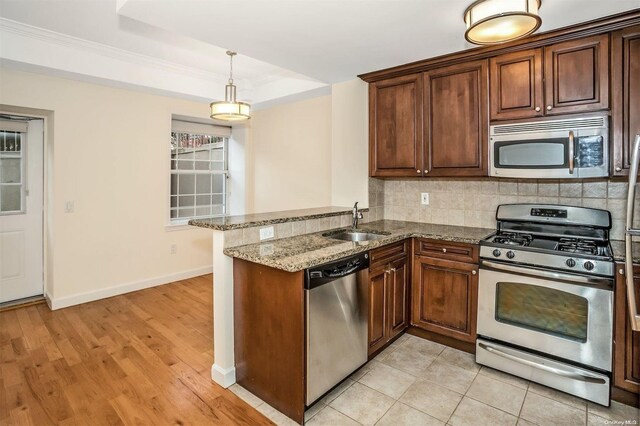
[490,115,609,178]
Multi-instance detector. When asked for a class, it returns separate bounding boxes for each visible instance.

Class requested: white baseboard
[48,266,213,310]
[211,363,236,388]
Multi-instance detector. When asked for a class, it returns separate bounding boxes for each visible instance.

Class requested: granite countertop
[223,220,494,272]
[188,206,365,231]
[610,240,640,264]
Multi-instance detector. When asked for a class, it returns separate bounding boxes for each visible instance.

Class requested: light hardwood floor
[0,274,273,425]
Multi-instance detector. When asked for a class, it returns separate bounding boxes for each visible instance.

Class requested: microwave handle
[568,131,575,175]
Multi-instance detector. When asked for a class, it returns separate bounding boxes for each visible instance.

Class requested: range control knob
[492,249,502,257]
[506,251,516,259]
[566,259,576,268]
[583,261,595,271]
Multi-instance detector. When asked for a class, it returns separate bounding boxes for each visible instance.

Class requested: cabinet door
[368,269,388,354]
[544,34,609,116]
[614,264,640,394]
[489,49,544,121]
[423,60,488,177]
[412,256,478,343]
[388,256,410,339]
[612,25,640,176]
[369,74,423,177]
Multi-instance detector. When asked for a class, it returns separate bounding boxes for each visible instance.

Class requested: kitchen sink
[323,230,388,242]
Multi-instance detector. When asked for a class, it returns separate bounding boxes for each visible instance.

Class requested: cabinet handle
[390,268,396,273]
[547,105,553,111]
[472,270,477,275]
[416,169,421,173]
[616,166,622,172]
[619,268,625,275]
[535,106,541,112]
[442,248,447,253]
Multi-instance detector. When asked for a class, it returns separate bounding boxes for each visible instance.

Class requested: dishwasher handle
[305,252,369,289]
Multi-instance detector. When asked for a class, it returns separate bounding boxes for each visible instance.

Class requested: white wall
[247,95,333,213]
[331,79,369,207]
[0,67,214,307]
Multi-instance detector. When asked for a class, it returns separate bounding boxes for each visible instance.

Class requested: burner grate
[556,238,598,255]
[493,232,533,247]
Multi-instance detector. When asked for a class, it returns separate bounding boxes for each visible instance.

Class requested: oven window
[495,282,588,342]
[494,139,567,168]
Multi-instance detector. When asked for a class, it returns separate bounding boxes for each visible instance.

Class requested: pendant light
[464,0,542,45]
[210,51,251,121]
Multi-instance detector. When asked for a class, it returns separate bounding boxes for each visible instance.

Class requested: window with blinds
[170,119,231,222]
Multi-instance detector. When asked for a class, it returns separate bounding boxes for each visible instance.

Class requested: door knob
[535,106,541,112]
[547,105,553,111]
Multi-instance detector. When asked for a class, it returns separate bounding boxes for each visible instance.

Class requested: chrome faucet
[352,202,363,229]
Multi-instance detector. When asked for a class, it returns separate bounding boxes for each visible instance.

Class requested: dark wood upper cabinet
[423,60,489,177]
[544,34,609,116]
[612,25,640,176]
[614,263,640,395]
[489,35,609,121]
[490,48,544,121]
[369,74,423,177]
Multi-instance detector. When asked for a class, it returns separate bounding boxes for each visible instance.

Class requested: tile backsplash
[370,177,637,241]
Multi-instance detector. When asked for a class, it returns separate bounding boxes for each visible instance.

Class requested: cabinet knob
[619,268,625,275]
[416,169,421,173]
[425,170,429,174]
[535,106,541,112]
[442,248,447,253]
[616,166,622,172]
[472,270,477,275]
[546,105,553,111]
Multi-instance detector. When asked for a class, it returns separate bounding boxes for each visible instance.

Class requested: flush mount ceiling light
[464,0,542,45]
[210,51,251,122]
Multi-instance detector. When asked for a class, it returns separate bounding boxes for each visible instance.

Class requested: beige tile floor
[230,334,640,426]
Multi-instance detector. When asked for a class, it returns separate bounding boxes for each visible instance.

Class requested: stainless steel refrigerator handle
[624,134,640,331]
[479,342,607,384]
[568,130,575,174]
[480,260,612,287]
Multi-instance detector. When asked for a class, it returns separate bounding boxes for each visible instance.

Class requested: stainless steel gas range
[476,204,614,406]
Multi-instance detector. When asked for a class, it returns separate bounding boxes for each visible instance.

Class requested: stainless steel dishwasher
[305,252,369,405]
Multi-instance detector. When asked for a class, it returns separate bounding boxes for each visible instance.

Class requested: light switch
[421,193,430,205]
[64,201,75,213]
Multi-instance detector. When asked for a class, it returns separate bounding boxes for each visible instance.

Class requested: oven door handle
[478,342,607,384]
[568,130,575,174]
[480,260,612,288]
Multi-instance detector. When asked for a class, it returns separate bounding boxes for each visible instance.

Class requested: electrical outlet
[170,244,177,254]
[259,226,275,240]
[421,193,430,205]
[64,201,75,213]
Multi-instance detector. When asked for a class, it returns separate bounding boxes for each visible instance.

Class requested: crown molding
[0,18,229,82]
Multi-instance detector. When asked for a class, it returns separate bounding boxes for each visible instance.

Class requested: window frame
[168,125,230,227]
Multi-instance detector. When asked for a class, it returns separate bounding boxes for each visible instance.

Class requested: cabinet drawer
[370,240,409,271]
[414,239,478,263]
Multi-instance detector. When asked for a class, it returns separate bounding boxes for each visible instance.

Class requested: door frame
[0,105,53,306]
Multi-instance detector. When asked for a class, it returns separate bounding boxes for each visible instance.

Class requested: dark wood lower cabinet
[614,263,640,396]
[368,241,410,355]
[411,253,478,343]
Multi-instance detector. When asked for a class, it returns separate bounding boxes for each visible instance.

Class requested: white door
[0,118,44,303]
